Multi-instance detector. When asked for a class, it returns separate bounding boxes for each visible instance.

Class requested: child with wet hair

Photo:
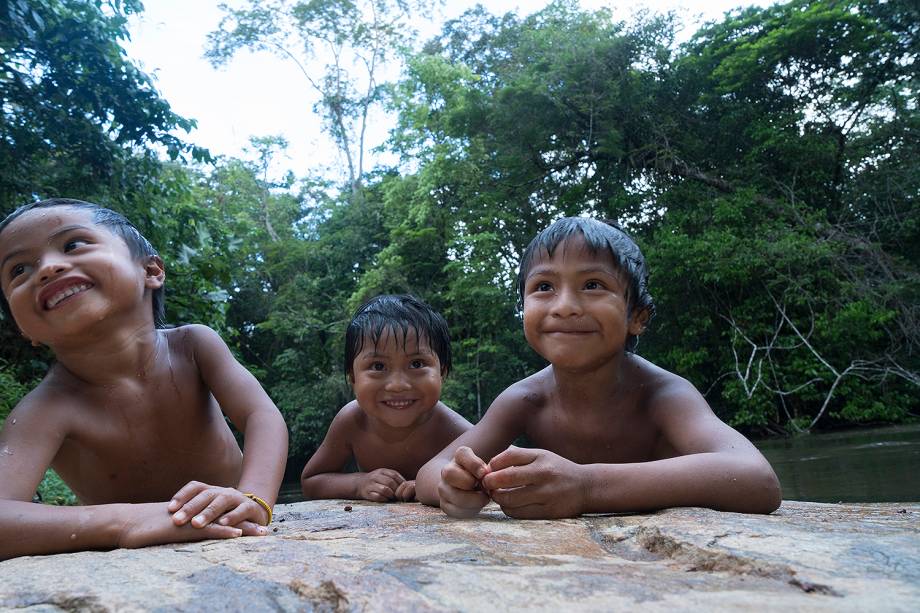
[0,198,288,559]
[417,217,781,518]
[301,294,471,502]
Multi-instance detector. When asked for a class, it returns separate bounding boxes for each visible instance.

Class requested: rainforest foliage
[2,0,917,469]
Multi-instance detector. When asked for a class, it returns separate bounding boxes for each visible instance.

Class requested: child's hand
[118,502,264,549]
[482,446,587,519]
[438,446,492,518]
[394,479,416,502]
[168,481,271,529]
[357,469,406,502]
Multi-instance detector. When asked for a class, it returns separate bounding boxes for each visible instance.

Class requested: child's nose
[38,254,70,283]
[551,286,582,317]
[384,371,411,391]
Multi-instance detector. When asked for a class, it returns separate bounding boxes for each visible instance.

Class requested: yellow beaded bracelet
[244,493,273,525]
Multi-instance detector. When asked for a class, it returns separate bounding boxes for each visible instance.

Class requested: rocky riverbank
[1,500,917,611]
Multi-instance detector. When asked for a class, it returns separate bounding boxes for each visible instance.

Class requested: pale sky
[126,1,770,180]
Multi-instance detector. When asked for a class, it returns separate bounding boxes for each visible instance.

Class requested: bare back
[6,326,242,504]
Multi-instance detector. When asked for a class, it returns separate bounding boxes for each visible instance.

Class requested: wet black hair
[344,294,452,377]
[517,217,655,352]
[0,198,166,327]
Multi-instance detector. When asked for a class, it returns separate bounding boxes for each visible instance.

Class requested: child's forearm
[0,500,124,560]
[237,411,289,507]
[581,453,782,515]
[415,457,447,507]
[300,472,365,500]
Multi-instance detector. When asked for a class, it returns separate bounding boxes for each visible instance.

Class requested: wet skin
[416,237,782,519]
[0,207,288,559]
[19,328,245,504]
[301,328,471,502]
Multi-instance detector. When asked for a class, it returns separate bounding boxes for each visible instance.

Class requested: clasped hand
[357,468,416,502]
[440,446,588,519]
[168,481,270,534]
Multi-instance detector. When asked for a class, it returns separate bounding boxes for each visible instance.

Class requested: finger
[366,490,388,502]
[453,447,489,480]
[378,475,404,491]
[441,461,479,491]
[216,500,259,527]
[168,481,206,512]
[499,502,547,520]
[441,495,488,519]
[196,523,244,540]
[489,485,543,509]
[191,493,236,528]
[438,483,490,517]
[396,480,416,502]
[173,490,220,525]
[374,484,396,500]
[487,446,537,472]
[378,469,406,485]
[482,464,536,491]
[235,520,269,537]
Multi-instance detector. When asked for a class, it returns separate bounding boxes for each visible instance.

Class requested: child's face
[521,236,646,371]
[349,327,443,430]
[0,207,161,345]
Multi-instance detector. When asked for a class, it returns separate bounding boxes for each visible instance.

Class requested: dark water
[278,482,304,505]
[755,424,920,503]
[278,424,920,505]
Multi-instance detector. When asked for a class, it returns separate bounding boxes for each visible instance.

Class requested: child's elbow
[749,463,783,514]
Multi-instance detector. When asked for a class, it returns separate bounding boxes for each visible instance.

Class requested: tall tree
[206,0,436,195]
[0,0,205,209]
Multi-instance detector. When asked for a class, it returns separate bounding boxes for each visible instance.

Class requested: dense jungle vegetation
[2,0,917,477]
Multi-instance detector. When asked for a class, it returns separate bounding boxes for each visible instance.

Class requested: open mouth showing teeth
[383,400,416,409]
[45,283,93,309]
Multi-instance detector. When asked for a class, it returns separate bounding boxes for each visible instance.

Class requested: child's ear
[628,307,651,336]
[144,255,165,289]
[346,372,355,386]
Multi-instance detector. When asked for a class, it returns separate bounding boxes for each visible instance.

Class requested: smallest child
[301,294,471,502]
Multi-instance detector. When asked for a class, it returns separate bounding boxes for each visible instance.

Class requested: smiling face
[0,207,163,346]
[349,327,443,430]
[522,237,648,372]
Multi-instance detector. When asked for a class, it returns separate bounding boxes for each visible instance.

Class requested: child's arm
[0,396,249,560]
[483,379,782,517]
[168,325,288,529]
[301,402,407,502]
[415,386,527,516]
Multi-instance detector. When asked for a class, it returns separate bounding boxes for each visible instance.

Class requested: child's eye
[585,280,603,290]
[536,281,552,292]
[63,239,89,252]
[10,263,26,279]
[370,362,385,371]
[409,359,425,369]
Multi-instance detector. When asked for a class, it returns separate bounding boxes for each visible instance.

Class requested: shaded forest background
[2,0,918,477]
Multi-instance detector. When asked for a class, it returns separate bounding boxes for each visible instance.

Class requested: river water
[279,424,920,505]
[755,423,920,503]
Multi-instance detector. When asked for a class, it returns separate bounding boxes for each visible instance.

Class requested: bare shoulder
[5,368,83,430]
[429,401,473,436]
[493,367,553,415]
[0,370,79,498]
[164,323,223,351]
[630,354,753,455]
[330,400,364,433]
[627,355,708,414]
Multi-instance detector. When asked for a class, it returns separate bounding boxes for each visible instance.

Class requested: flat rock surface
[1,500,918,611]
